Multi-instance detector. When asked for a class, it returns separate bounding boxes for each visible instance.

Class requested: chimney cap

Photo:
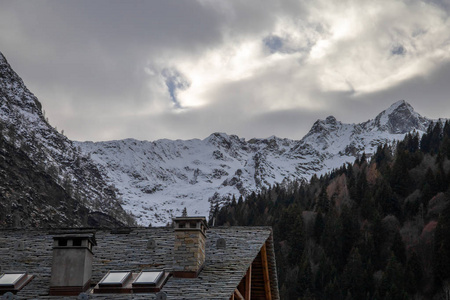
[172,216,208,233]
[52,233,97,246]
[172,216,207,222]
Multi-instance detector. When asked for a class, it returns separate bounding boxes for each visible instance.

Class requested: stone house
[0,217,279,299]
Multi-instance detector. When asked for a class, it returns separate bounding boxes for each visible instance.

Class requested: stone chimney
[49,233,96,296]
[172,216,208,278]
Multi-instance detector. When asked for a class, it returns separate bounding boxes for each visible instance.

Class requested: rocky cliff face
[0,52,134,228]
[78,100,438,226]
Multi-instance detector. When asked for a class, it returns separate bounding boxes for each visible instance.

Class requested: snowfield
[77,100,436,226]
[3,48,439,227]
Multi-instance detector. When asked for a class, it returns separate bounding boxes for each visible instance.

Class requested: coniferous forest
[211,121,450,300]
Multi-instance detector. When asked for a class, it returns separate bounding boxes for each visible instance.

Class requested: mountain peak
[385,100,414,115]
[304,115,340,139]
[373,100,429,134]
[325,115,337,124]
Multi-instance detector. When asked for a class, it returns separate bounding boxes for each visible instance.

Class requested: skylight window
[0,272,33,293]
[133,271,163,286]
[94,270,168,294]
[131,270,168,293]
[0,273,25,287]
[98,271,132,287]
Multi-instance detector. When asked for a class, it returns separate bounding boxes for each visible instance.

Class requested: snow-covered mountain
[0,49,440,228]
[0,51,134,227]
[77,100,436,226]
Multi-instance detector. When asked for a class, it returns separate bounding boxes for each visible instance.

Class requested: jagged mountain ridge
[77,100,437,226]
[0,49,440,227]
[0,51,134,227]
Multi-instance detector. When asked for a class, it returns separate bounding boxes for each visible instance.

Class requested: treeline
[211,121,450,299]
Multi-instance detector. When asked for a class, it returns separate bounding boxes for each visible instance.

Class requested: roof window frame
[132,271,164,287]
[0,271,34,294]
[132,270,169,293]
[93,270,169,294]
[98,270,132,288]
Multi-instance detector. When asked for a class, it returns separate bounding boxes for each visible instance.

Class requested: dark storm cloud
[357,61,450,121]
[0,0,228,139]
[1,0,450,142]
[296,61,450,128]
[425,0,450,12]
[1,0,224,88]
[15,1,224,53]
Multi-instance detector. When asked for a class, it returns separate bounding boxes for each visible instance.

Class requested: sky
[1,0,450,142]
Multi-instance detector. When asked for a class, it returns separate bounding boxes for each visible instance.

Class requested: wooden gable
[230,242,274,300]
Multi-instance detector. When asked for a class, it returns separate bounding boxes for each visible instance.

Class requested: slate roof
[0,226,279,299]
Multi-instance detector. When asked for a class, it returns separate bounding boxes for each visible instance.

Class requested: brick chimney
[49,233,96,296]
[172,216,208,278]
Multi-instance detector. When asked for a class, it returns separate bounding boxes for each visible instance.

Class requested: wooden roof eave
[229,230,280,300]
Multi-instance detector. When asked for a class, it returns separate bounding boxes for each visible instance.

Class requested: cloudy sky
[1,0,450,142]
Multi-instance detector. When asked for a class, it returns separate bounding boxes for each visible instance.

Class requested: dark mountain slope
[0,132,88,227]
[0,51,134,228]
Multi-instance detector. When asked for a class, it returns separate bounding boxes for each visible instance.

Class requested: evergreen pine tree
[391,231,406,266]
[405,251,423,294]
[313,212,324,243]
[378,254,406,298]
[287,210,304,264]
[297,257,314,297]
[433,203,450,284]
[321,210,344,269]
[341,247,366,299]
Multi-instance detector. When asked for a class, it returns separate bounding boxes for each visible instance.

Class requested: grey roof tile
[0,227,279,299]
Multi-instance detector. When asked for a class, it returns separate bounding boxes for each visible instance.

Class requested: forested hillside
[212,121,450,299]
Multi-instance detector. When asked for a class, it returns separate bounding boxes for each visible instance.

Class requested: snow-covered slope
[1,49,439,227]
[0,51,133,227]
[77,100,436,226]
